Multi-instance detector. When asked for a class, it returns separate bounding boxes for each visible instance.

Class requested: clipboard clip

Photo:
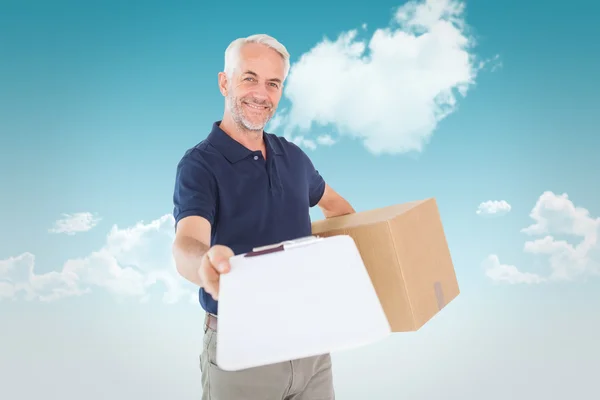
[244,235,323,258]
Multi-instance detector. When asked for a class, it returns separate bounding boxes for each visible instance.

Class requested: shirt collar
[207,121,282,163]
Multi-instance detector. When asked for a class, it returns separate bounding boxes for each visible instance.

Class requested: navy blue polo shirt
[172,121,326,315]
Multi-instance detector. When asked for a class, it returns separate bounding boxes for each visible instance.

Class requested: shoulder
[265,132,312,164]
[175,140,219,183]
[177,139,218,170]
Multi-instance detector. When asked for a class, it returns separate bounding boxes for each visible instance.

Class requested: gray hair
[224,34,291,81]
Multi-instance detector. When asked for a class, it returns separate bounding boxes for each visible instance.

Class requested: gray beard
[226,94,272,132]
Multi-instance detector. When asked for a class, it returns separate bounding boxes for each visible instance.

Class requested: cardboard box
[311,198,459,332]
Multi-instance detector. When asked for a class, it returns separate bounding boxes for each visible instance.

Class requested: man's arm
[172,216,211,287]
[171,152,218,287]
[317,183,355,218]
[298,144,355,218]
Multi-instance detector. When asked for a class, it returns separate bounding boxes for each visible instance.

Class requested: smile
[243,102,269,110]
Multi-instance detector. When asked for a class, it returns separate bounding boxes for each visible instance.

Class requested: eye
[269,82,279,88]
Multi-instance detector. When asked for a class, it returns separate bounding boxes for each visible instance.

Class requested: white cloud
[49,212,101,235]
[476,200,511,216]
[483,254,544,284]
[291,136,317,150]
[266,110,285,132]
[276,0,492,154]
[520,191,598,239]
[484,191,600,284]
[0,253,85,301]
[521,191,600,281]
[1,215,197,304]
[316,134,336,146]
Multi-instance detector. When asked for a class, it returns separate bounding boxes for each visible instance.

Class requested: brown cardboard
[311,198,459,332]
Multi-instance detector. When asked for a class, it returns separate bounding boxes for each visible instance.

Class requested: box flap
[312,199,428,233]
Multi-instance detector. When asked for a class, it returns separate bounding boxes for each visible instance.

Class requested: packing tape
[434,281,445,311]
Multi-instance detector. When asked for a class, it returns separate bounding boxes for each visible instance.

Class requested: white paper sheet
[215,234,391,371]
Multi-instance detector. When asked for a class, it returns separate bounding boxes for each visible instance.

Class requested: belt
[205,313,218,331]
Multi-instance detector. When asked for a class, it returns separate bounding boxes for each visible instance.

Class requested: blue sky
[1,0,599,398]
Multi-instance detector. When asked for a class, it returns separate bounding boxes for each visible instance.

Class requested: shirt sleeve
[303,152,326,208]
[172,152,218,228]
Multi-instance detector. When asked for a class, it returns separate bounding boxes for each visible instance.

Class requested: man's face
[223,43,285,131]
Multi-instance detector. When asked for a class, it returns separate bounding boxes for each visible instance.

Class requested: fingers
[198,253,220,300]
[207,245,234,274]
[199,245,234,300]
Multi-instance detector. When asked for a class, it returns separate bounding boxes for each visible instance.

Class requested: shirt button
[254,155,259,160]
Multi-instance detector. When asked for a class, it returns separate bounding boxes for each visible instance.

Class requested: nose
[251,89,268,101]
[251,83,269,100]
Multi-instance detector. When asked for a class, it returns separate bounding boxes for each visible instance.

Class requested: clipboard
[215,234,391,371]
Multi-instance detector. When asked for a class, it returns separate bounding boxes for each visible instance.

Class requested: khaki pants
[200,315,335,400]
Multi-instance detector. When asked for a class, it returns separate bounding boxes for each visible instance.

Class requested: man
[171,34,355,400]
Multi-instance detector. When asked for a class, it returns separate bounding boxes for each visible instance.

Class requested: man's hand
[318,183,355,218]
[199,244,234,300]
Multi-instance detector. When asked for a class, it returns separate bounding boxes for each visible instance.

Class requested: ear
[218,72,228,97]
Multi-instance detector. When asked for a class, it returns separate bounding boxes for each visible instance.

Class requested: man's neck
[219,117,265,154]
